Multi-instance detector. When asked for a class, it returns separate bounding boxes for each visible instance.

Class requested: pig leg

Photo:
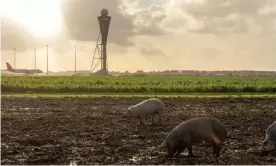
[151,114,155,125]
[183,135,195,157]
[187,144,195,157]
[208,132,222,157]
[174,145,186,157]
[211,141,222,157]
[158,111,162,124]
[139,117,145,125]
[260,139,268,156]
[212,141,217,156]
[216,144,222,157]
[167,145,177,158]
[260,150,268,156]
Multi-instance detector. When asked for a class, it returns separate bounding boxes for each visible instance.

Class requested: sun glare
[0,0,62,38]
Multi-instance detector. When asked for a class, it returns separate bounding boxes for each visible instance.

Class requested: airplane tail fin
[6,62,14,71]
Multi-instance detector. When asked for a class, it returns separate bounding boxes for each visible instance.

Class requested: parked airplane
[6,62,43,75]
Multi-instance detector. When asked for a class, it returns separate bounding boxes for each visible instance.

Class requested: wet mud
[1,97,276,165]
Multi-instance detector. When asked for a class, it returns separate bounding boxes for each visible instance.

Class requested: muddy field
[1,97,276,165]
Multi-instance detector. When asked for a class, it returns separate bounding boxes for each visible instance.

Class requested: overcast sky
[1,0,276,72]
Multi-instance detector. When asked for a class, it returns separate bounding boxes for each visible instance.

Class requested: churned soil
[1,97,276,165]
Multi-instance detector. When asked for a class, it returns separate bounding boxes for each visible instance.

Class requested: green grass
[2,93,276,98]
[1,75,276,94]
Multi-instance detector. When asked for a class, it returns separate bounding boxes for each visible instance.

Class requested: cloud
[119,2,168,35]
[182,0,265,17]
[2,0,276,72]
[188,13,249,34]
[177,0,258,34]
[140,46,166,57]
[1,18,37,51]
[258,4,276,16]
[118,0,276,35]
[256,3,276,33]
[61,0,135,45]
[134,0,274,35]
[1,17,62,51]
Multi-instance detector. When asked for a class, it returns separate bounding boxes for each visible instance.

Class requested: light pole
[46,45,48,75]
[74,45,76,75]
[0,21,2,59]
[14,48,16,68]
[34,49,36,69]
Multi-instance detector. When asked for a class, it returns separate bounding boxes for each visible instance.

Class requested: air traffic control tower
[89,8,111,76]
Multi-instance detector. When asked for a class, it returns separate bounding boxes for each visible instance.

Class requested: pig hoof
[260,151,267,156]
[188,154,197,158]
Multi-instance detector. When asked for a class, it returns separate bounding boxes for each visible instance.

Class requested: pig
[122,98,164,125]
[260,121,276,156]
[160,117,227,158]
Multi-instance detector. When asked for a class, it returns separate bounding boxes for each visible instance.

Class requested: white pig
[260,121,276,155]
[122,98,164,125]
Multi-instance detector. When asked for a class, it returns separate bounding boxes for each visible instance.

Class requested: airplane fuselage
[9,69,43,74]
